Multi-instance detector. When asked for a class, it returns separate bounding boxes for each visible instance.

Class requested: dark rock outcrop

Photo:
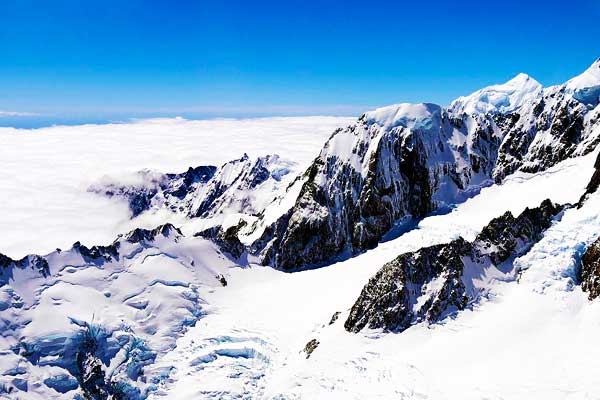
[0,253,50,283]
[492,88,590,182]
[125,223,182,244]
[166,166,218,200]
[195,221,246,259]
[578,151,600,206]
[579,237,600,300]
[73,241,120,263]
[303,339,319,359]
[93,165,217,218]
[344,199,561,333]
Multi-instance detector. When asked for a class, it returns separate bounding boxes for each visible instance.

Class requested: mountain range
[2,58,600,399]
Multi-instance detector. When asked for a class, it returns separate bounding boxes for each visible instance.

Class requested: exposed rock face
[73,241,120,263]
[245,60,600,270]
[491,85,593,181]
[303,339,319,359]
[125,223,182,244]
[586,152,600,195]
[0,253,50,283]
[187,154,293,219]
[76,333,115,400]
[579,237,600,300]
[195,221,247,259]
[344,199,561,333]
[329,311,341,325]
[74,324,152,400]
[345,239,471,333]
[250,105,501,270]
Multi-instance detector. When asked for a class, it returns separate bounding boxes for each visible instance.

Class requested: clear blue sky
[0,0,599,125]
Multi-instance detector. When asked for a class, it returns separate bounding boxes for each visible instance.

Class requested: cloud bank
[0,110,39,117]
[0,116,354,258]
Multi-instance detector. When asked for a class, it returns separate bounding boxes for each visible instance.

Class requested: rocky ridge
[0,223,233,398]
[90,154,294,220]
[242,59,600,270]
[344,199,562,333]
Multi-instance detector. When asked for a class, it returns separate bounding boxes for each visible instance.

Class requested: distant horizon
[0,111,361,129]
[1,59,597,129]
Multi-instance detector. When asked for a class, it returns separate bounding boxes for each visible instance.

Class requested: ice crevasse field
[1,115,600,399]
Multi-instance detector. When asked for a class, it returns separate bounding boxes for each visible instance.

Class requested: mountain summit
[241,58,600,269]
[449,72,543,115]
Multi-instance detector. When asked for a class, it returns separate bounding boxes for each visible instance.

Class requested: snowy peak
[566,58,600,106]
[450,73,542,115]
[566,58,600,90]
[363,103,441,129]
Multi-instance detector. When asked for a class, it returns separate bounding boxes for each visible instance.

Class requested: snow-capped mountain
[4,59,600,400]
[242,58,600,270]
[449,72,543,115]
[90,154,295,223]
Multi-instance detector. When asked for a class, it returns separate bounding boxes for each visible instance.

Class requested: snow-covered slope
[566,57,600,105]
[146,150,600,400]
[345,199,562,333]
[0,224,237,399]
[3,142,597,400]
[240,59,600,270]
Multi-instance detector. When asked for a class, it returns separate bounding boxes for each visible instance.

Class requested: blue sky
[0,0,599,125]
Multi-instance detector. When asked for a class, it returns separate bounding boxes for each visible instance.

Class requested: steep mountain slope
[243,59,600,270]
[244,104,503,269]
[147,149,598,400]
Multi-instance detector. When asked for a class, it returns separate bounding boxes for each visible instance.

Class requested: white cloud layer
[0,116,354,258]
[0,110,39,117]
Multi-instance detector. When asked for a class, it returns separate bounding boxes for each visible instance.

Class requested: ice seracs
[0,223,236,399]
